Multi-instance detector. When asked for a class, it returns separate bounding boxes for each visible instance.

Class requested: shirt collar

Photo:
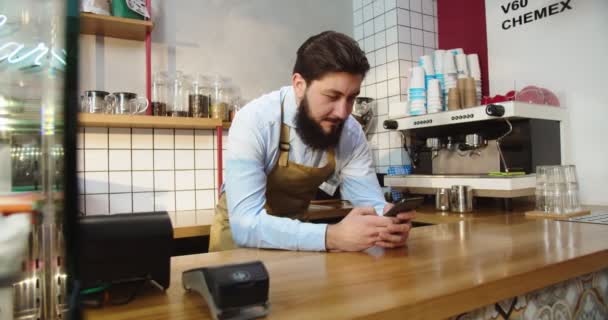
[281,86,298,128]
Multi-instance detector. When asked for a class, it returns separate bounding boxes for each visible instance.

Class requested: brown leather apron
[208,97,336,252]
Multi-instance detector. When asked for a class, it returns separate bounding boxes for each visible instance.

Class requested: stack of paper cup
[467,54,482,104]
[433,50,446,109]
[455,54,469,79]
[418,55,435,95]
[449,48,465,55]
[408,66,427,115]
[426,79,443,113]
[442,52,458,108]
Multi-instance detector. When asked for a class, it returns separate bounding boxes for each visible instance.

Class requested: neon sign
[0,14,66,67]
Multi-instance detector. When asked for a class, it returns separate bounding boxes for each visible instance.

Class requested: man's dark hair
[293,31,369,84]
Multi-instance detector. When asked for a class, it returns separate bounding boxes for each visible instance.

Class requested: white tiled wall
[77,127,227,215]
[354,0,438,173]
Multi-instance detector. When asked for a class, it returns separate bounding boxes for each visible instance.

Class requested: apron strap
[278,94,290,167]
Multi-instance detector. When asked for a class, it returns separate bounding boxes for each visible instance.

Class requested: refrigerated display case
[0,0,79,319]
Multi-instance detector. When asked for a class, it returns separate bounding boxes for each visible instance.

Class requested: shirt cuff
[297,223,328,251]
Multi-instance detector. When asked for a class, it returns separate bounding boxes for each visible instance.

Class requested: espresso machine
[383,102,564,204]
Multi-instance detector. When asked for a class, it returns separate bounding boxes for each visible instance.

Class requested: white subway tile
[108,128,131,149]
[377,81,388,99]
[132,150,154,170]
[398,26,412,43]
[195,130,214,149]
[374,15,386,33]
[366,52,376,68]
[366,84,377,99]
[176,191,196,211]
[375,48,387,66]
[399,60,413,78]
[154,191,175,211]
[398,43,412,61]
[386,26,398,45]
[354,25,364,41]
[154,129,174,149]
[109,171,132,193]
[376,63,388,82]
[396,0,409,9]
[389,148,404,165]
[353,0,363,11]
[367,67,377,83]
[389,99,409,117]
[175,129,194,149]
[110,193,132,214]
[195,150,215,169]
[132,171,154,192]
[84,127,107,149]
[423,14,435,32]
[410,0,422,12]
[423,31,435,48]
[132,128,153,149]
[154,171,175,191]
[84,149,108,171]
[387,43,398,62]
[378,132,390,149]
[374,31,386,50]
[154,150,175,170]
[388,78,401,96]
[389,131,403,148]
[385,0,396,10]
[85,194,109,215]
[410,11,422,28]
[373,0,385,16]
[377,98,389,115]
[424,47,435,55]
[195,170,215,190]
[196,190,216,209]
[364,36,375,53]
[175,150,195,170]
[363,3,374,22]
[397,8,410,26]
[377,114,388,132]
[377,166,389,174]
[387,60,400,79]
[79,195,85,214]
[175,170,195,190]
[378,148,391,166]
[358,39,365,51]
[109,150,131,171]
[411,28,423,46]
[422,0,433,15]
[133,192,154,213]
[385,9,397,28]
[363,0,373,5]
[411,45,424,60]
[364,20,375,38]
[353,9,363,26]
[433,0,437,16]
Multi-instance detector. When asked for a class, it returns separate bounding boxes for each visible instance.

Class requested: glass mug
[80,90,111,113]
[105,92,149,115]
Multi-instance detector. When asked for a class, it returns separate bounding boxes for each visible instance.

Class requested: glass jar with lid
[189,74,211,118]
[169,71,190,117]
[210,75,230,120]
[152,71,169,116]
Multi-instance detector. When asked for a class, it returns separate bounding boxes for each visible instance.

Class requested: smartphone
[384,196,424,217]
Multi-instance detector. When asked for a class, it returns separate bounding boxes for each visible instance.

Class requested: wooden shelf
[80,12,153,41]
[79,113,222,129]
[222,122,231,129]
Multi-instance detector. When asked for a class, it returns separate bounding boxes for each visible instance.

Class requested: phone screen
[384,197,424,217]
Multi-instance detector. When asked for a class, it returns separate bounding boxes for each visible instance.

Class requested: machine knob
[383,120,398,130]
[486,104,505,117]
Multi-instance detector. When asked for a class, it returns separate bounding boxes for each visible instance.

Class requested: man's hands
[376,203,415,249]
[325,204,416,252]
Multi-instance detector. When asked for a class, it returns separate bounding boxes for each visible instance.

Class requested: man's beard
[294,94,344,150]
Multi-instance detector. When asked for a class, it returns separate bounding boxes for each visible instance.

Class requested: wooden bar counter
[86,207,608,319]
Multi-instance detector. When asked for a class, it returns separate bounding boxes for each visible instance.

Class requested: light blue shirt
[225,86,386,251]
